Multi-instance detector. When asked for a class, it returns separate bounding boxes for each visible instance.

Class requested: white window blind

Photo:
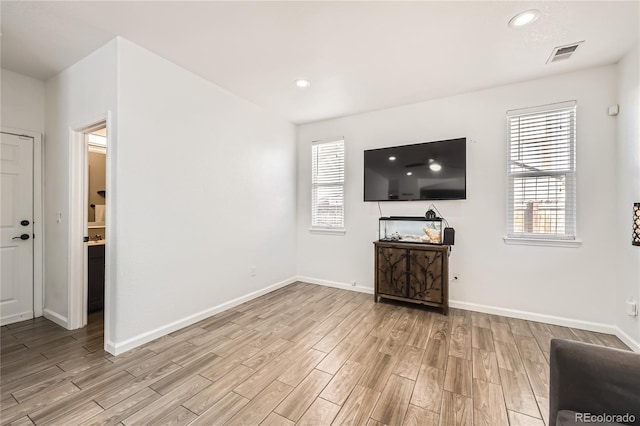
[507,101,576,240]
[312,139,345,230]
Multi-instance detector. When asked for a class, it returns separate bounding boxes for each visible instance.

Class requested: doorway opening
[86,127,107,328]
[68,114,112,353]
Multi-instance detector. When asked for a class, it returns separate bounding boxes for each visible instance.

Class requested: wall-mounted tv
[364,138,466,201]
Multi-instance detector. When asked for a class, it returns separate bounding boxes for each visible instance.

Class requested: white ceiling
[2,1,638,124]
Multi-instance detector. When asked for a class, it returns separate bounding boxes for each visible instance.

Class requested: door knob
[20,220,30,226]
[12,234,30,240]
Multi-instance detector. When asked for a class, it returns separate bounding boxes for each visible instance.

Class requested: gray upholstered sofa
[549,338,640,426]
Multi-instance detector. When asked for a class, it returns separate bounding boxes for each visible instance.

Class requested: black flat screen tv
[364,138,466,201]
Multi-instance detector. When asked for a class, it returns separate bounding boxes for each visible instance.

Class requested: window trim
[310,138,345,233]
[309,227,346,236]
[505,100,577,246]
[503,236,582,248]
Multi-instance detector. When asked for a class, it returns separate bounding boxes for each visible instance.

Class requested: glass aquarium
[378,216,443,244]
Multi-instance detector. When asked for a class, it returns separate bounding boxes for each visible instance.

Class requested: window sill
[309,227,346,236]
[503,236,582,248]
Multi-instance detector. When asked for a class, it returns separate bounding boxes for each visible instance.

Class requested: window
[311,139,345,232]
[507,101,576,241]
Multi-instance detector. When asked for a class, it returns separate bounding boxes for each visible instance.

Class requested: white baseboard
[43,308,68,328]
[614,326,640,353]
[106,276,297,356]
[297,278,640,352]
[296,276,374,295]
[0,310,35,326]
[449,300,617,335]
[103,274,640,356]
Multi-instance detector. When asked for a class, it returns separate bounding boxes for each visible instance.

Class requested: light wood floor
[0,282,630,426]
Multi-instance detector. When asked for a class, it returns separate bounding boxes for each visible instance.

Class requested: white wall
[297,66,619,330]
[111,39,296,350]
[44,40,118,322]
[33,35,635,353]
[616,44,640,348]
[1,69,45,133]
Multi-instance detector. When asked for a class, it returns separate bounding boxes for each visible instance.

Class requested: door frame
[1,127,44,320]
[68,113,112,344]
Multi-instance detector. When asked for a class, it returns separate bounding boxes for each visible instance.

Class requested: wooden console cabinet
[374,241,449,314]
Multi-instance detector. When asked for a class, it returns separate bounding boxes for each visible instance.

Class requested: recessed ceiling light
[430,163,442,172]
[295,79,311,88]
[508,9,540,28]
[406,172,413,176]
[389,156,396,161]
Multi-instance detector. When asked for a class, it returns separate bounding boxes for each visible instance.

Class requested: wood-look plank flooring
[0,282,630,426]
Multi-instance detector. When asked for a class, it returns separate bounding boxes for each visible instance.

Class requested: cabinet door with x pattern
[376,246,408,298]
[408,249,443,303]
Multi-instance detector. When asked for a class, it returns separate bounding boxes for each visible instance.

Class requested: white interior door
[1,132,34,325]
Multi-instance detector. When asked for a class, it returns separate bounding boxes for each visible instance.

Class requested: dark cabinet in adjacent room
[88,245,105,313]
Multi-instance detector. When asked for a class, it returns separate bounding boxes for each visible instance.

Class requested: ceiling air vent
[547,41,584,64]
